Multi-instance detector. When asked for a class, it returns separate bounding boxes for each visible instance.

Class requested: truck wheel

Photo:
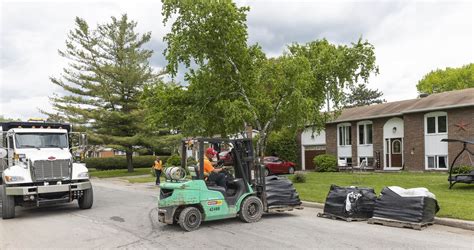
[1,185,15,219]
[78,187,93,209]
[178,207,202,231]
[239,196,263,223]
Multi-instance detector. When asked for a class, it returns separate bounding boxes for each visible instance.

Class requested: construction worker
[153,156,163,186]
[203,148,227,189]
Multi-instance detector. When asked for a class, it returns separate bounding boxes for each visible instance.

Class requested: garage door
[304,145,326,170]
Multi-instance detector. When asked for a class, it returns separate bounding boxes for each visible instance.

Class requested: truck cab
[0,121,93,219]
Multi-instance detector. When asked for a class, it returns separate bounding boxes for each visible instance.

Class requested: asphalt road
[1,178,473,249]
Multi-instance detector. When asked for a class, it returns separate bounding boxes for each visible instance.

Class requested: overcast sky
[0,0,473,120]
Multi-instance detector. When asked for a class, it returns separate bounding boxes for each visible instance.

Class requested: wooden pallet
[317,212,368,222]
[267,205,304,213]
[368,217,434,230]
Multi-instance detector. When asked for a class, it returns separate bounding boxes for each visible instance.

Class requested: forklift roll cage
[180,138,267,208]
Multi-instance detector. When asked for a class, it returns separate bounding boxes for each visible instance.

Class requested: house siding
[403,113,425,171]
[351,122,358,164]
[372,117,389,169]
[319,106,473,172]
[326,124,337,156]
[447,107,474,167]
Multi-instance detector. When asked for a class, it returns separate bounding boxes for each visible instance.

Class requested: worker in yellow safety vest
[153,156,163,186]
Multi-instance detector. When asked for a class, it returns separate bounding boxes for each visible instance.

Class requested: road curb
[434,217,474,231]
[301,201,324,209]
[302,201,474,231]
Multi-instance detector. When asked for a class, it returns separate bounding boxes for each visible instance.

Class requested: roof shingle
[329,88,474,123]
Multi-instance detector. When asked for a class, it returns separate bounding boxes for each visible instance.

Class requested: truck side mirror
[0,148,7,158]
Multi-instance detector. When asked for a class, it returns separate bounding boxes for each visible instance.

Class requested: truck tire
[78,187,93,209]
[1,185,15,219]
[239,196,263,223]
[178,207,202,231]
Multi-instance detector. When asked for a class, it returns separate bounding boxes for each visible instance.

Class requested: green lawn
[293,172,474,221]
[89,168,152,178]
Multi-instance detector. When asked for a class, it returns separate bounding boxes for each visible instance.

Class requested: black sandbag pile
[322,185,377,219]
[373,186,440,223]
[265,176,302,207]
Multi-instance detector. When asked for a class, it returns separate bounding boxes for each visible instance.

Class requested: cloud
[1,0,473,120]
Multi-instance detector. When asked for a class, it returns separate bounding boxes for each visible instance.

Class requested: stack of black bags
[265,176,302,207]
[373,186,440,223]
[322,185,377,219]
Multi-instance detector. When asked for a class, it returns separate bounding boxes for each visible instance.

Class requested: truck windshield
[15,133,68,149]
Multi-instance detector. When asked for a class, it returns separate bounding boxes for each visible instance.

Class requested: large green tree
[342,84,385,108]
[144,1,378,158]
[417,63,474,94]
[47,14,159,172]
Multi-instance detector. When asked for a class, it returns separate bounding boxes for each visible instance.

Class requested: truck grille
[33,159,71,181]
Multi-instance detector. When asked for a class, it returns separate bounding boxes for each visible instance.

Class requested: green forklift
[158,138,300,231]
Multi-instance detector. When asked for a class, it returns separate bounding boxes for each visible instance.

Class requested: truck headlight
[5,176,25,182]
[78,172,89,178]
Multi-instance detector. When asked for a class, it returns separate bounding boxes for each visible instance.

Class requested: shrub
[85,155,170,170]
[314,154,338,172]
[187,156,197,165]
[292,171,307,183]
[165,154,181,167]
[452,165,473,174]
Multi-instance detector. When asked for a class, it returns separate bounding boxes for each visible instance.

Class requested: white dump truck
[0,121,93,219]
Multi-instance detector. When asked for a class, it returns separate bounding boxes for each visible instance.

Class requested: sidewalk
[302,201,474,231]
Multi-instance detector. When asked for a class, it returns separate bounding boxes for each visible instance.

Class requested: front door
[385,138,403,168]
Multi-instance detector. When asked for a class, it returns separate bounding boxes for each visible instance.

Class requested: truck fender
[71,162,89,180]
[2,164,32,184]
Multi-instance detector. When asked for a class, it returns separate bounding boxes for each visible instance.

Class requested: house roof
[328,88,474,123]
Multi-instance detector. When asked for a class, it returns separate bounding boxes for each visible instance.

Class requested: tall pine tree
[343,84,385,108]
[47,14,159,172]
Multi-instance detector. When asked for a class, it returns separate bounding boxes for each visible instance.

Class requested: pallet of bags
[368,186,440,230]
[317,185,377,222]
[265,176,302,210]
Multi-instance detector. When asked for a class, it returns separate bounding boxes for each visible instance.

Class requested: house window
[392,140,401,154]
[425,112,447,134]
[339,157,352,167]
[358,121,373,145]
[338,124,351,146]
[426,155,448,169]
[359,157,374,167]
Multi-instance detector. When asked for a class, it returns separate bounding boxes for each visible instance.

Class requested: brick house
[300,88,474,171]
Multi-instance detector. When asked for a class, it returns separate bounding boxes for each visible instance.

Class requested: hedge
[85,155,170,170]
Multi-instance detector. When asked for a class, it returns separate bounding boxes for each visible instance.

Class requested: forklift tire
[1,185,15,219]
[178,207,202,231]
[78,187,94,209]
[239,196,263,223]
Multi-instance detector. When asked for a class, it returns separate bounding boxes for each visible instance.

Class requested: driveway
[0,178,473,249]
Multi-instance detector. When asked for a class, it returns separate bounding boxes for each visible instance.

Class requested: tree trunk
[256,134,267,164]
[126,150,133,173]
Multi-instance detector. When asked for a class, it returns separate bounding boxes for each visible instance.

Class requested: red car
[218,150,233,166]
[263,156,296,176]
